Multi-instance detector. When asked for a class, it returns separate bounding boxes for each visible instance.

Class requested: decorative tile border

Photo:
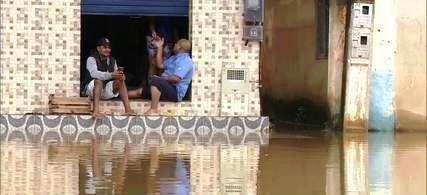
[0,115,270,145]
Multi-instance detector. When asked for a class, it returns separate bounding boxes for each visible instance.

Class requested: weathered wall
[370,0,396,131]
[0,0,261,116]
[327,0,347,129]
[394,0,427,131]
[261,0,328,125]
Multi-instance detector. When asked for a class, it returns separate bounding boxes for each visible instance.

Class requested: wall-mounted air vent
[226,69,246,81]
[222,68,249,93]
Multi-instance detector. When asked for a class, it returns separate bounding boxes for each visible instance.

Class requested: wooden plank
[49,105,91,109]
[50,108,92,114]
[49,98,91,106]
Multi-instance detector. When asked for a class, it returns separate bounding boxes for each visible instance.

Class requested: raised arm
[153,37,165,69]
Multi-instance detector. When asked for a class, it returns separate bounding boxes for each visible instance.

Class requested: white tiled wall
[0,0,261,116]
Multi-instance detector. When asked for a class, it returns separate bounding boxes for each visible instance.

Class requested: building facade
[0,0,262,116]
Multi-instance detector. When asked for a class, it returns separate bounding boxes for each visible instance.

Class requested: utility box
[243,26,263,41]
[351,3,373,28]
[243,0,264,42]
[350,28,372,60]
[348,3,374,63]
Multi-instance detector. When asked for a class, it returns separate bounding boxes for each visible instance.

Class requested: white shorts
[85,80,119,100]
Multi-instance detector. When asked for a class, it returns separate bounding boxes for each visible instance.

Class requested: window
[316,0,329,59]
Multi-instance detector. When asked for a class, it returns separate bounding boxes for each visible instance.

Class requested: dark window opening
[362,6,370,15]
[80,15,191,100]
[360,36,368,45]
[316,0,329,59]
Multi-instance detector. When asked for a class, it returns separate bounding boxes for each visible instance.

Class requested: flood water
[1,130,426,195]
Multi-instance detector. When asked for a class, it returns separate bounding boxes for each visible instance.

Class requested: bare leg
[92,79,105,118]
[144,86,161,115]
[127,88,143,99]
[114,80,137,115]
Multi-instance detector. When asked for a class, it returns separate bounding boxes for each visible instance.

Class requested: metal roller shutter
[82,0,189,16]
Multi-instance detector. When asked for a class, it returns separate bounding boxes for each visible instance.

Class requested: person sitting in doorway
[145,17,177,77]
[84,37,136,117]
[129,36,193,115]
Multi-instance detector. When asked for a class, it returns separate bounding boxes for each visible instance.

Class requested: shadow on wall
[262,94,327,129]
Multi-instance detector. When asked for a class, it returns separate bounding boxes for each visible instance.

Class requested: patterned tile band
[0,115,270,145]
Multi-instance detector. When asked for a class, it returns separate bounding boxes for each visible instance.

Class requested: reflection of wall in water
[190,145,260,195]
[0,143,79,195]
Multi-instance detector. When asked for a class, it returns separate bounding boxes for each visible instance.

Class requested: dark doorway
[80,15,189,96]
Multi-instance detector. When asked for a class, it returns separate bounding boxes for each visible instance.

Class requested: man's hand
[112,70,125,81]
[165,75,181,85]
[152,37,164,49]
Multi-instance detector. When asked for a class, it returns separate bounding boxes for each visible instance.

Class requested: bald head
[174,39,191,53]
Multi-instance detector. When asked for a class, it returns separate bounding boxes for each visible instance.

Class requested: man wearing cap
[84,37,136,117]
[128,36,193,115]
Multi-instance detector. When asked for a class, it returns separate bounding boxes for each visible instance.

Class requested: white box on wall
[350,28,372,60]
[351,3,374,28]
[221,68,250,94]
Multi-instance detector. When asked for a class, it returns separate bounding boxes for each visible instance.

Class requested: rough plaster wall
[262,0,328,108]
[394,0,427,131]
[327,0,347,128]
[0,0,81,114]
[370,0,396,131]
[0,0,261,116]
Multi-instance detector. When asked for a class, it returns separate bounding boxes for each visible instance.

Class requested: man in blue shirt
[129,37,193,115]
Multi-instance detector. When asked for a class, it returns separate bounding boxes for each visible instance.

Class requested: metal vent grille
[226,69,245,81]
[222,68,249,93]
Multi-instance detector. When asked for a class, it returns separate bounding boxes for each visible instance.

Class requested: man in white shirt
[84,37,136,117]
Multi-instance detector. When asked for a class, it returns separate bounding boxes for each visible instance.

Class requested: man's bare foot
[92,112,106,118]
[125,109,138,116]
[143,109,160,116]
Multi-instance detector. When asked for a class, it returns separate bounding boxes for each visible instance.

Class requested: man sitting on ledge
[129,37,193,115]
[84,37,136,117]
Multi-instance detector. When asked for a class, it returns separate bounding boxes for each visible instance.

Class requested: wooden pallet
[48,94,92,114]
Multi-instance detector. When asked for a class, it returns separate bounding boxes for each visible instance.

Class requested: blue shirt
[161,52,193,101]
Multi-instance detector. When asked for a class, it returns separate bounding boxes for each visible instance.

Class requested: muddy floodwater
[1,130,426,195]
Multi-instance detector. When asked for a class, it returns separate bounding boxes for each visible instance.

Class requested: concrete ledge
[0,114,270,145]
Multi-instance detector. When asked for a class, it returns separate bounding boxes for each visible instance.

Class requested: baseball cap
[97,37,112,47]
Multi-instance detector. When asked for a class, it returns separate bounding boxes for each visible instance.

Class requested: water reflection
[369,132,393,195]
[343,132,369,195]
[1,130,426,195]
[1,143,79,194]
[257,131,341,195]
[1,140,261,195]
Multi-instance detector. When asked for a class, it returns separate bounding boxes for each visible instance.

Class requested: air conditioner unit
[221,68,249,93]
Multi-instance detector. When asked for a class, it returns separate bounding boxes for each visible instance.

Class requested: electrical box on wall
[243,0,264,42]
[351,3,373,28]
[350,28,371,59]
[348,3,374,64]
